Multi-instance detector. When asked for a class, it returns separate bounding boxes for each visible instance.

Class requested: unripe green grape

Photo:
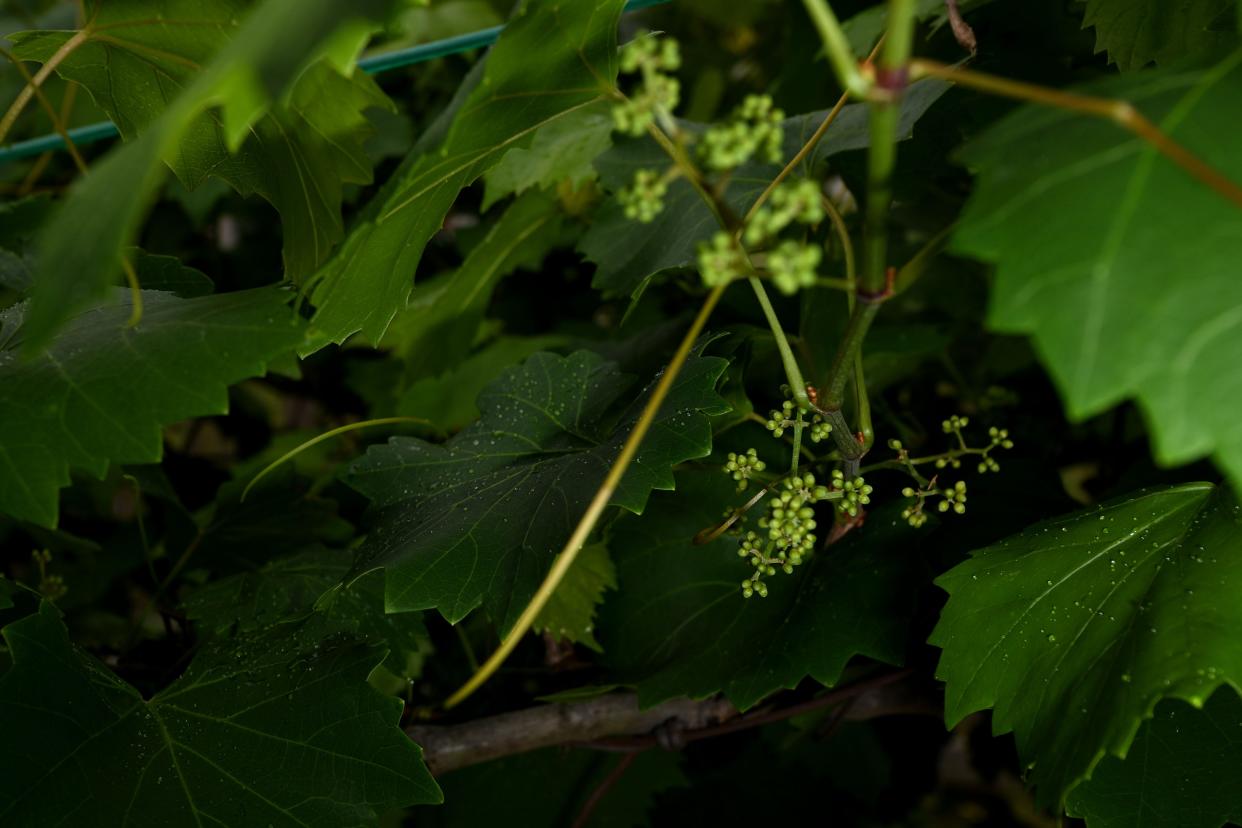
[768,178,824,225]
[809,419,832,443]
[619,32,681,74]
[697,231,745,287]
[767,240,821,295]
[699,94,785,171]
[618,169,668,223]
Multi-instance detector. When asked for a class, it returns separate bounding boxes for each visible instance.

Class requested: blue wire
[0,0,669,165]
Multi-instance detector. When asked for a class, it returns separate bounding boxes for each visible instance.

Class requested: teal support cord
[0,0,669,165]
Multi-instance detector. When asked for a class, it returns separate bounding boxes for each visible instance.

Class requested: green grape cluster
[765,398,831,442]
[899,479,967,527]
[942,414,969,433]
[618,169,668,222]
[831,469,872,518]
[699,94,784,171]
[939,479,968,514]
[740,473,834,598]
[724,448,766,491]
[936,415,1015,473]
[619,32,681,74]
[612,33,681,136]
[808,418,832,443]
[764,399,800,438]
[899,488,930,528]
[744,179,825,246]
[978,426,1015,473]
[766,240,821,295]
[697,231,746,287]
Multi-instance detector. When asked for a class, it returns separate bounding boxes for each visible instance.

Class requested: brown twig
[408,693,737,774]
[410,671,932,775]
[944,0,977,54]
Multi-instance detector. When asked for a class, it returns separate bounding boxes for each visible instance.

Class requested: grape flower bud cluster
[612,33,681,136]
[764,398,832,443]
[700,94,785,170]
[724,448,766,491]
[739,472,833,598]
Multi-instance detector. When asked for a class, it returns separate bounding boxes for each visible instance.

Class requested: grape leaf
[951,53,1242,491]
[381,189,567,381]
[0,195,51,294]
[1080,0,1236,71]
[597,473,920,710]
[930,482,1242,806]
[344,349,729,632]
[1067,688,1242,828]
[128,250,214,298]
[12,3,391,283]
[0,601,440,824]
[580,80,950,299]
[306,0,626,348]
[394,335,572,430]
[481,103,615,210]
[0,288,305,527]
[533,541,615,651]
[184,548,428,679]
[15,0,392,350]
[193,473,354,570]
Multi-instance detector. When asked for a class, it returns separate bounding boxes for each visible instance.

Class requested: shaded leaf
[129,250,214,298]
[1081,0,1236,71]
[344,350,729,632]
[16,0,392,349]
[482,102,614,210]
[184,547,428,679]
[307,0,626,347]
[598,472,921,710]
[1067,687,1242,828]
[951,54,1242,490]
[0,195,51,294]
[13,3,391,282]
[930,483,1242,806]
[395,334,571,430]
[533,541,615,651]
[382,189,567,381]
[0,288,305,527]
[194,472,353,570]
[0,601,440,825]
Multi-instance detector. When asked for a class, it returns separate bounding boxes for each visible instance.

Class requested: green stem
[862,107,897,296]
[791,409,805,475]
[853,352,873,449]
[813,0,918,458]
[799,0,871,98]
[861,0,916,294]
[824,301,880,409]
[748,277,810,410]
